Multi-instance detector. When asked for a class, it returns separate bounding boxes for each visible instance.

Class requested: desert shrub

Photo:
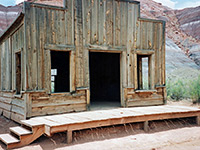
[167,79,185,101]
[189,76,200,103]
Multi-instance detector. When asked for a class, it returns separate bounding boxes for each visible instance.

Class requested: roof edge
[0,12,24,43]
[116,0,140,4]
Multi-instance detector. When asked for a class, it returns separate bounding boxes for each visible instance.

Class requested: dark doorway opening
[89,52,120,109]
[51,51,70,93]
[16,52,21,94]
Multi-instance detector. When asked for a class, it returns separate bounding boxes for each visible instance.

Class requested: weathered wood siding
[125,18,166,107]
[0,92,25,122]
[24,2,74,91]
[0,0,166,122]
[136,19,165,87]
[78,0,140,89]
[29,90,86,117]
[0,23,26,122]
[1,38,12,91]
[23,2,86,118]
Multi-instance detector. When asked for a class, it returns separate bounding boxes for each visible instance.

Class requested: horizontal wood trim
[14,48,22,54]
[11,112,25,123]
[3,109,11,119]
[31,103,86,117]
[77,87,89,90]
[0,97,12,104]
[44,44,75,51]
[88,44,126,53]
[21,90,46,94]
[135,90,157,94]
[32,99,86,107]
[12,99,25,107]
[30,2,66,11]
[127,99,163,107]
[135,49,155,55]
[50,92,72,96]
[0,102,12,111]
[11,105,25,116]
[139,18,165,24]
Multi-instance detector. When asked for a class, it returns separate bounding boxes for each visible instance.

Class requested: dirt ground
[0,100,200,150]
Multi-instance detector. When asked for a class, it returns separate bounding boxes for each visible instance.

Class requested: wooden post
[144,121,149,132]
[196,116,200,126]
[66,130,73,144]
[86,89,90,110]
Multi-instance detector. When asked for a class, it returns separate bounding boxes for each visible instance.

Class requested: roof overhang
[0,12,24,43]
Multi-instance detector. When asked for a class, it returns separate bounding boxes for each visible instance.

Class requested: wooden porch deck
[1,105,200,149]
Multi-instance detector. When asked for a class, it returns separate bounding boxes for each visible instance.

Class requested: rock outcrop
[175,6,200,41]
[0,4,21,35]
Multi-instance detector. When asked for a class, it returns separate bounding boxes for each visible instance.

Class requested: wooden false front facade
[0,0,166,122]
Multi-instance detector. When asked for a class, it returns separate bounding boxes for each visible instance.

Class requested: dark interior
[51,51,70,92]
[16,52,21,94]
[89,52,120,105]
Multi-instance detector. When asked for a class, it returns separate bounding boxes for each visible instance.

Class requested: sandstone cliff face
[176,6,200,41]
[0,5,21,35]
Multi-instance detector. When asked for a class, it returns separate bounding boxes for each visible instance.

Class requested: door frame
[88,49,125,109]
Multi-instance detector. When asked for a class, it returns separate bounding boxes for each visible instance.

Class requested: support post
[86,89,90,110]
[66,130,73,144]
[144,121,149,132]
[196,116,200,126]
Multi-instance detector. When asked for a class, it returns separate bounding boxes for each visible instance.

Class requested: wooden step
[20,120,44,128]
[10,127,32,136]
[0,134,20,145]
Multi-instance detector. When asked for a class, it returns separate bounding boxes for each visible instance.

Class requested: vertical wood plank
[133,53,138,89]
[82,0,89,88]
[158,23,162,86]
[106,0,113,46]
[38,8,44,90]
[120,2,127,46]
[138,56,142,89]
[75,0,84,87]
[70,51,76,92]
[91,0,97,44]
[32,6,38,90]
[162,22,166,86]
[127,4,134,88]
[153,23,158,86]
[44,50,51,93]
[115,1,120,46]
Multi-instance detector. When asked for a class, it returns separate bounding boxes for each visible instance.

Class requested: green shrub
[167,79,185,101]
[189,76,200,103]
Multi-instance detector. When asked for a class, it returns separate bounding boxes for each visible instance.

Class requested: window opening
[51,51,70,93]
[137,55,150,90]
[16,52,21,94]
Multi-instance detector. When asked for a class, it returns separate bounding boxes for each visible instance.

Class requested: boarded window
[51,51,70,93]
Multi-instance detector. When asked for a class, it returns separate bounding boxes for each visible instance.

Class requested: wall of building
[0,0,166,122]
[0,24,26,122]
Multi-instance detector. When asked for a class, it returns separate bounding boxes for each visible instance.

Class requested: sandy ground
[0,101,200,150]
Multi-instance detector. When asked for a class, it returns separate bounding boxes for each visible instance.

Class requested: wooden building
[0,0,166,123]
